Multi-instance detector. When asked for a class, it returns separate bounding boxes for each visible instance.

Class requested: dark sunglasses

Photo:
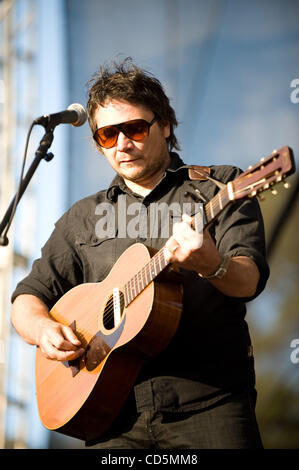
[93,115,157,149]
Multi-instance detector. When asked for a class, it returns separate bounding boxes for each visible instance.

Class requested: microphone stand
[0,125,55,247]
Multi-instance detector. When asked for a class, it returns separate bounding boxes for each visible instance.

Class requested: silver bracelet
[198,254,230,280]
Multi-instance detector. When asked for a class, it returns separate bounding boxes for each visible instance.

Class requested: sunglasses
[93,115,157,149]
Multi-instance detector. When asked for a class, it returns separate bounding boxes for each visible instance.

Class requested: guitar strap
[188,165,226,190]
[185,165,229,234]
[184,165,227,208]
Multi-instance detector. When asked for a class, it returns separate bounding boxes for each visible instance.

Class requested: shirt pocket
[75,232,117,282]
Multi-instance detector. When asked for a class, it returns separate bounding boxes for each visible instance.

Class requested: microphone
[34,103,87,128]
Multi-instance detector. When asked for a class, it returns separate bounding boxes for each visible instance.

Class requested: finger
[173,224,200,250]
[173,219,194,240]
[48,329,80,352]
[55,347,85,361]
[181,213,204,247]
[41,341,84,361]
[164,237,180,262]
[61,325,81,346]
[181,213,193,225]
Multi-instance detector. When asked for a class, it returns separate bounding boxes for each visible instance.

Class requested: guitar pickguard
[85,314,126,371]
[62,314,126,376]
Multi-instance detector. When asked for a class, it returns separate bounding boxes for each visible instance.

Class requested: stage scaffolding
[0,0,38,448]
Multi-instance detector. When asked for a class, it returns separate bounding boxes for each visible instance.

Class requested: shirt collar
[106,152,187,201]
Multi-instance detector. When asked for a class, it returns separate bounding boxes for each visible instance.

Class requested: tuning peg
[272,149,278,154]
[283,182,290,189]
[271,189,278,195]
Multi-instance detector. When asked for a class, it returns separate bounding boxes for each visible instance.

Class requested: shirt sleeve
[11,211,84,309]
[211,165,270,301]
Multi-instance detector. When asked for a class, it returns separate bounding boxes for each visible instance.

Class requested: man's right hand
[37,318,85,361]
[11,294,85,362]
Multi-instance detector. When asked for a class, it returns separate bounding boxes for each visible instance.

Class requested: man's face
[94,100,171,190]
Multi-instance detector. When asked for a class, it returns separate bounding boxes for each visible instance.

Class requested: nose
[117,131,133,151]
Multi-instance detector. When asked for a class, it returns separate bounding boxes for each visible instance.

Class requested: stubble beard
[121,147,171,186]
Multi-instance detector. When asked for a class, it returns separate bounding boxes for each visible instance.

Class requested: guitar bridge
[63,357,81,377]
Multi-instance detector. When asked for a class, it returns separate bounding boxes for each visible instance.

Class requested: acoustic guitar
[35,146,295,441]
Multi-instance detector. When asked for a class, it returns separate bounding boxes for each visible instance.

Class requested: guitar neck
[123,185,232,307]
[192,184,231,229]
[124,248,168,306]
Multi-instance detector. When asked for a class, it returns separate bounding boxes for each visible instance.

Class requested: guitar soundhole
[103,290,125,330]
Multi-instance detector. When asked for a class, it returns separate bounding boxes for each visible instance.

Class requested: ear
[163,121,170,139]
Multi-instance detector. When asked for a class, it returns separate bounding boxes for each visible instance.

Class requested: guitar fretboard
[201,186,230,227]
[124,249,168,306]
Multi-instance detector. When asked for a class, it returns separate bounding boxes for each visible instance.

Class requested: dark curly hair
[87,57,180,151]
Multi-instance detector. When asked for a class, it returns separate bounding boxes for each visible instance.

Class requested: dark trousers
[90,389,263,449]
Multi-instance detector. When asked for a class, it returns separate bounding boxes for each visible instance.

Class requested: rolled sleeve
[212,168,270,301]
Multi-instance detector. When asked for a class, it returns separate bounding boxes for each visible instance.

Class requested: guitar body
[35,243,183,442]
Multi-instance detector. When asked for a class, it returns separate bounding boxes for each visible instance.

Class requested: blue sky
[59,0,299,207]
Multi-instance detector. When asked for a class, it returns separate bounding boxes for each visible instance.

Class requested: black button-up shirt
[12,153,269,420]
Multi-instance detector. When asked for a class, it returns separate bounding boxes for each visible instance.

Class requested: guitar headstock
[231,146,296,200]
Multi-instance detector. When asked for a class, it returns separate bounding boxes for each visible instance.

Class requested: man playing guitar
[11,57,271,448]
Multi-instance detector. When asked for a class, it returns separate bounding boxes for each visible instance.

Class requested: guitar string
[196,166,277,222]
[94,252,165,327]
[89,248,168,326]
